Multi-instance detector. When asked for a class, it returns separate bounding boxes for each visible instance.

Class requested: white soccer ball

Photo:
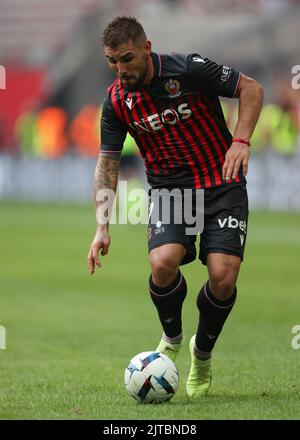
[124,351,179,404]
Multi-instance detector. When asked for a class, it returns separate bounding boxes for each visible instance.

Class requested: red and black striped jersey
[101,51,243,189]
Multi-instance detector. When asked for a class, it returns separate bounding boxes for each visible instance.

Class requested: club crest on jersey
[164,79,181,98]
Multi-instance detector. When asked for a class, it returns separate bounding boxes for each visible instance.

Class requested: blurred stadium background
[0,0,299,420]
[0,0,300,207]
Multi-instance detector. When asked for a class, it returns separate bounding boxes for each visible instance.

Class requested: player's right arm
[87,93,127,274]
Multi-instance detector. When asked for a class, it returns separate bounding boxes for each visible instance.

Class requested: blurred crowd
[121,0,300,15]
[0,103,138,161]
[1,0,299,163]
[0,78,299,159]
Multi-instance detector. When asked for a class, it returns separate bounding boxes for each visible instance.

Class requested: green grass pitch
[0,202,299,420]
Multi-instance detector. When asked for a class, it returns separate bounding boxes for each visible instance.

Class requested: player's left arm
[223,74,264,180]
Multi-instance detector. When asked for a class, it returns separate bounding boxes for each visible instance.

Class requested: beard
[120,60,147,91]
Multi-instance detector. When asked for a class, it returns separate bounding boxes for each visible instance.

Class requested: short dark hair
[101,16,147,48]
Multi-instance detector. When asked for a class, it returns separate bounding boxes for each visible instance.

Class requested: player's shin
[195,281,237,356]
[149,270,187,339]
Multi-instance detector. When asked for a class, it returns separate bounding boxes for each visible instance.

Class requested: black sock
[195,281,237,353]
[149,270,187,338]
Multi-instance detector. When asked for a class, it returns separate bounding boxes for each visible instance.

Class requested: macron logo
[239,234,245,246]
[192,56,205,63]
[164,318,174,323]
[125,98,133,110]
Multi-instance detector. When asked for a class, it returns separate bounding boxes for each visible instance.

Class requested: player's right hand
[87,229,111,274]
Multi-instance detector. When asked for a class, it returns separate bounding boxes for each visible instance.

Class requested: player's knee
[149,250,179,287]
[209,265,238,300]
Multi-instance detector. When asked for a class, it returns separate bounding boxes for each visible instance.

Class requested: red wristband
[232,138,251,147]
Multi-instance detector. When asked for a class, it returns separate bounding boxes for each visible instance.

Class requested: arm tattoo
[94,151,121,192]
[93,151,121,227]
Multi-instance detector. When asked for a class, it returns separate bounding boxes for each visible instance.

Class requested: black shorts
[147,183,249,266]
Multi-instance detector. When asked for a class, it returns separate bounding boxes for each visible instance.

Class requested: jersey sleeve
[100,95,127,152]
[186,53,241,98]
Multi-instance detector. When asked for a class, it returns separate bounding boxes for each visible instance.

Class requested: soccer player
[87,16,263,398]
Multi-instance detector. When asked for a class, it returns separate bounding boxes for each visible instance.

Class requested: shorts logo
[155,221,165,235]
[218,216,247,233]
[164,79,181,98]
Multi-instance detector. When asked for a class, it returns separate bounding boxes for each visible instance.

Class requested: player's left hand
[222,142,250,181]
